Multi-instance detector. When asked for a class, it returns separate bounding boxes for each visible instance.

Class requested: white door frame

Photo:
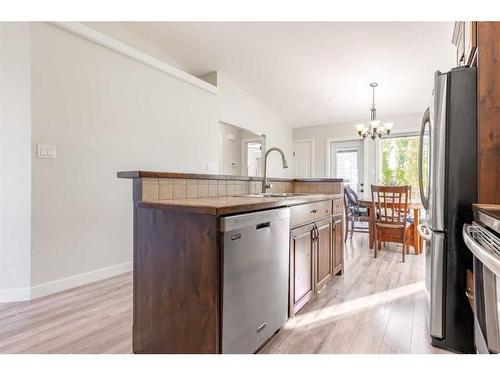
[292,139,315,177]
[241,137,264,176]
[325,136,364,178]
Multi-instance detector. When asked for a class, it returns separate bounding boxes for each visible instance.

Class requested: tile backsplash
[141,177,340,201]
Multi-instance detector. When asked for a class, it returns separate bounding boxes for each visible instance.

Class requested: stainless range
[463,205,500,354]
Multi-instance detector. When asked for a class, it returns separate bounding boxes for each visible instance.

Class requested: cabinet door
[289,223,315,316]
[333,216,344,275]
[315,218,333,292]
[464,22,477,66]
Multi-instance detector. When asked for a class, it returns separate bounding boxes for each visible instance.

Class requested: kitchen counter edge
[136,194,344,216]
[117,170,346,183]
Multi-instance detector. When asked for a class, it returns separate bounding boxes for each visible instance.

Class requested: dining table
[357,197,424,254]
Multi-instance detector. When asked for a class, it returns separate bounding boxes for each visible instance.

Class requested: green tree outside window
[381,136,420,187]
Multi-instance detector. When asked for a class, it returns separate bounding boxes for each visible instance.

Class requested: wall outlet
[37,144,56,159]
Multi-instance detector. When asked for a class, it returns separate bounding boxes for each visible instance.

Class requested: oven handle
[417,224,432,241]
[463,224,500,278]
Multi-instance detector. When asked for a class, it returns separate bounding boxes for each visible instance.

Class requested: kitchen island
[118,171,345,354]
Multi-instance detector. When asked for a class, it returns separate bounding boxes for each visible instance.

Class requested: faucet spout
[262,147,289,193]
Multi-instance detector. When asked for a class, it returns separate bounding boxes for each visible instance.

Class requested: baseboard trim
[0,261,132,303]
[30,261,132,300]
[0,287,31,303]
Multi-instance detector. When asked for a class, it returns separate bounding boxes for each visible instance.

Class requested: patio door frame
[325,136,370,192]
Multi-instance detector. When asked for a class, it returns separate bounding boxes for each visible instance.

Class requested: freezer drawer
[220,208,290,353]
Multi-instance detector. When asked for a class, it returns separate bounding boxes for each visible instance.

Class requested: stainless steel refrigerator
[417,66,477,353]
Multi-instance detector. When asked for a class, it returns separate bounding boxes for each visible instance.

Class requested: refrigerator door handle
[418,223,432,241]
[419,107,431,211]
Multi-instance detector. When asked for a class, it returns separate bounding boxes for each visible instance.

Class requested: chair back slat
[371,185,410,226]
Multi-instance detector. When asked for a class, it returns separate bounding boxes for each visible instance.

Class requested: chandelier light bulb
[355,124,366,135]
[355,83,394,140]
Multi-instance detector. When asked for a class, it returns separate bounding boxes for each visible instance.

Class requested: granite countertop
[117,170,346,183]
[137,193,344,216]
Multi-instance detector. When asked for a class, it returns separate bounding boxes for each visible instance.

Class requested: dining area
[344,184,424,262]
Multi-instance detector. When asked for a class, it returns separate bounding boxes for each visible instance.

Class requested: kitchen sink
[236,193,311,198]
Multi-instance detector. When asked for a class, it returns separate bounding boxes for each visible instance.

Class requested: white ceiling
[119,22,455,127]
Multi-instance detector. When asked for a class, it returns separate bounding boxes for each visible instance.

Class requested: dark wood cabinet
[289,199,345,317]
[315,218,334,292]
[477,22,500,204]
[289,223,315,316]
[333,215,344,275]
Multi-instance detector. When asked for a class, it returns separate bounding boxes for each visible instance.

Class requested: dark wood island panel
[477,22,500,204]
[134,204,220,353]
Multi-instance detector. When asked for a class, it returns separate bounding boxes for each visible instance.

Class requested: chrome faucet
[262,147,289,193]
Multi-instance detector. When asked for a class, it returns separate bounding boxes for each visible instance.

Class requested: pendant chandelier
[355,82,394,140]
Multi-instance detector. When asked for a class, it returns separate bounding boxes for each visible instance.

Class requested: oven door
[463,223,500,353]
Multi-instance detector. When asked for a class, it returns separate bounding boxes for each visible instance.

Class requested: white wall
[219,122,244,175]
[293,113,422,179]
[84,22,187,72]
[0,23,32,301]
[218,122,264,176]
[30,23,219,287]
[217,73,292,178]
[0,22,294,300]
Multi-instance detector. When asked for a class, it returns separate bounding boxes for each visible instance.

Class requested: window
[380,134,421,198]
[336,148,359,192]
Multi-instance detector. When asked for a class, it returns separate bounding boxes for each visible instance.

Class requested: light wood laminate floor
[0,234,448,354]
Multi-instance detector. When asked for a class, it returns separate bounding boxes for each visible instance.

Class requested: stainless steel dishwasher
[220,207,290,354]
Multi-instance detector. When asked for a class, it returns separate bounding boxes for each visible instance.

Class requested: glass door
[331,140,364,195]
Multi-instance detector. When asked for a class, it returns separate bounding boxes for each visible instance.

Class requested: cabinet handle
[310,209,317,214]
[312,225,319,241]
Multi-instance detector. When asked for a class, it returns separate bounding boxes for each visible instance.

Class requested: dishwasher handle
[256,222,271,231]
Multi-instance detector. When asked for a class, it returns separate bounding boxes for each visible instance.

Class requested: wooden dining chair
[344,185,370,242]
[370,185,412,262]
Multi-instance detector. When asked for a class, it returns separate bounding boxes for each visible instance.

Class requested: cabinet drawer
[290,200,332,228]
[332,198,344,215]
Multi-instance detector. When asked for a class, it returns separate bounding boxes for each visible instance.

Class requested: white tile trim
[48,22,218,95]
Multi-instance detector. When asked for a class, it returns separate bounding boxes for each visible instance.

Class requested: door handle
[419,108,430,211]
[417,224,432,241]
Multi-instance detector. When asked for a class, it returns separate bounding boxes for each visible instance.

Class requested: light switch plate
[37,144,56,159]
